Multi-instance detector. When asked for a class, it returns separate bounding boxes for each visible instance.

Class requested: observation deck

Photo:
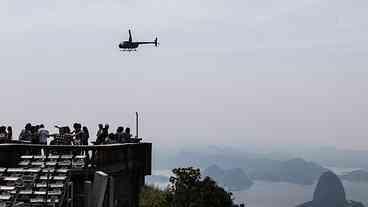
[0,142,152,207]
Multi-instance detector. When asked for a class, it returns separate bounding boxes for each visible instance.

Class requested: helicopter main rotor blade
[128,29,132,42]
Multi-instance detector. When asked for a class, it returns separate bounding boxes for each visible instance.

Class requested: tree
[169,167,233,207]
[139,185,170,207]
[198,177,233,207]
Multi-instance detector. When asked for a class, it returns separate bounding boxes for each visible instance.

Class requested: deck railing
[0,143,152,175]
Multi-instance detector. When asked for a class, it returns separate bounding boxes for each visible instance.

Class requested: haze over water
[149,168,368,207]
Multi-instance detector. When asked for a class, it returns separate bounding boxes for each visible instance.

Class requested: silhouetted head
[108,133,115,139]
[104,124,109,130]
[82,126,89,133]
[0,126,6,133]
[125,127,131,134]
[39,124,44,129]
[73,123,82,131]
[98,124,103,130]
[30,126,38,133]
[65,126,71,133]
[117,126,124,133]
[60,126,71,135]
[7,126,12,132]
[25,123,32,131]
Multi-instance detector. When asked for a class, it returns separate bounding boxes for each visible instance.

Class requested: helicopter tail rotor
[154,37,159,47]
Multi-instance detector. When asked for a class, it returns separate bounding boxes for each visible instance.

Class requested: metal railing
[0,143,152,175]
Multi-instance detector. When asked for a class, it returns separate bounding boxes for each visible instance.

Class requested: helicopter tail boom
[136,37,159,46]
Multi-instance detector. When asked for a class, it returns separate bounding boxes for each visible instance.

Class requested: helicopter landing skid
[120,49,137,52]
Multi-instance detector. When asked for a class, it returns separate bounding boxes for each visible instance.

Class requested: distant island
[203,165,253,191]
[203,158,325,192]
[249,158,327,185]
[341,170,368,183]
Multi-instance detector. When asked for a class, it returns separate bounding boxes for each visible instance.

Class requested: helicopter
[119,30,159,51]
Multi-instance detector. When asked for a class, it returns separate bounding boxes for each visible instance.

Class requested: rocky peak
[312,171,346,207]
[297,171,365,207]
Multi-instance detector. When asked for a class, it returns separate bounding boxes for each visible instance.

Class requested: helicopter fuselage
[119,30,158,51]
[119,41,140,49]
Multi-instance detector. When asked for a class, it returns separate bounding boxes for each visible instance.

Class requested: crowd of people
[95,124,134,144]
[0,123,137,145]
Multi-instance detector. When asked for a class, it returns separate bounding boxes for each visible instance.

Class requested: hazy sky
[1,0,368,150]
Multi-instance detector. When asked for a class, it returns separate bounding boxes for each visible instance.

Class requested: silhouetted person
[124,127,132,141]
[30,125,41,154]
[95,134,103,145]
[30,125,40,144]
[96,124,103,138]
[6,126,12,141]
[19,123,32,142]
[97,124,109,144]
[72,123,83,145]
[105,133,117,144]
[115,126,125,143]
[82,126,89,145]
[0,126,8,143]
[64,126,71,134]
[38,124,49,145]
[104,124,109,133]
[52,125,73,145]
[62,126,73,145]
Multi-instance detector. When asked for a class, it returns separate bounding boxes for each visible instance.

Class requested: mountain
[292,147,368,169]
[222,168,253,191]
[164,147,327,185]
[156,145,368,173]
[249,158,327,185]
[341,170,368,183]
[204,164,225,179]
[204,165,253,191]
[297,171,365,207]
